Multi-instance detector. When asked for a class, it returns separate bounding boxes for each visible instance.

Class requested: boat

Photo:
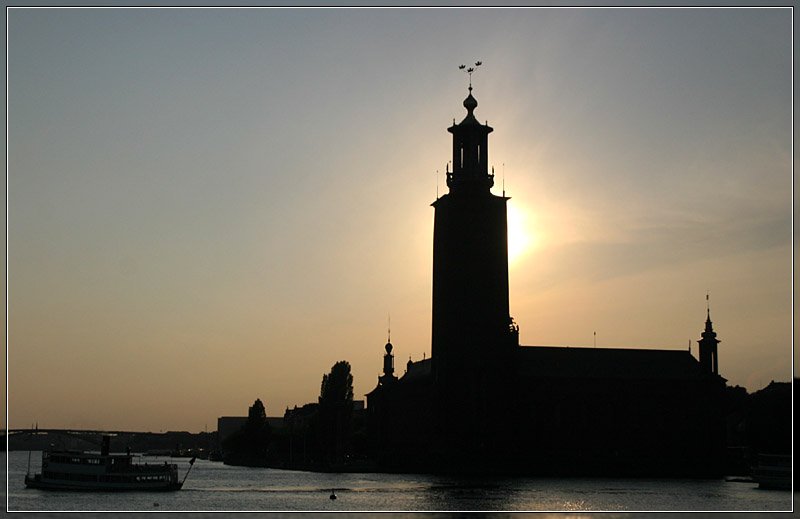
[24,436,194,492]
[752,453,791,490]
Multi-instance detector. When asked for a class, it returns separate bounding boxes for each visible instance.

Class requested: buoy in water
[329,490,337,500]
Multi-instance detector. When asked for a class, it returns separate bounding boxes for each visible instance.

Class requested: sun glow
[507,203,535,265]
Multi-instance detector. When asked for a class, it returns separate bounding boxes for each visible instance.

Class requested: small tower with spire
[698,295,720,375]
[378,326,397,387]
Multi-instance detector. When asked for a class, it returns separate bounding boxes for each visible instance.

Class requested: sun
[507,203,535,266]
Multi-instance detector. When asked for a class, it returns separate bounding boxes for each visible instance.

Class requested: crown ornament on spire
[459,60,483,91]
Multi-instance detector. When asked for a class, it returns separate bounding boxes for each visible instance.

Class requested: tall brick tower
[431,79,518,460]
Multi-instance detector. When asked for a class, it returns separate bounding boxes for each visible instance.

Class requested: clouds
[530,212,788,289]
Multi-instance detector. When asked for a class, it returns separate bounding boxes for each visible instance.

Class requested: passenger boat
[24,436,194,492]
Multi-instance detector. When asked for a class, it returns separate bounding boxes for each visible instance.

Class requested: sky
[6,7,793,432]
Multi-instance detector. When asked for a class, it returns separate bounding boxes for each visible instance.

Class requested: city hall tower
[431,84,519,453]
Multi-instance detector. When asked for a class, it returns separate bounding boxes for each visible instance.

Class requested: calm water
[5,452,792,512]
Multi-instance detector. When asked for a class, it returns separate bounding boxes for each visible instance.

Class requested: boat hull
[25,474,183,492]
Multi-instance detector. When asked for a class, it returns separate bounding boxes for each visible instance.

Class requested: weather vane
[458,60,483,90]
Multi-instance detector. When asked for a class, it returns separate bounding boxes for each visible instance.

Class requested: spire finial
[703,292,716,334]
[383,313,394,354]
[459,60,482,92]
[457,62,482,118]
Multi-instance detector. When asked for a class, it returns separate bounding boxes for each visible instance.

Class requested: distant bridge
[7,428,155,436]
[4,428,214,452]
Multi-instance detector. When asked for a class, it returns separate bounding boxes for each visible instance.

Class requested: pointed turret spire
[379,318,396,386]
[704,293,716,333]
[698,294,720,375]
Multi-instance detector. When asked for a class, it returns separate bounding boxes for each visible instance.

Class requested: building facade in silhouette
[366,86,727,476]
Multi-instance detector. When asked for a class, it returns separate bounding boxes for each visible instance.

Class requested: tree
[315,361,354,466]
[320,361,354,406]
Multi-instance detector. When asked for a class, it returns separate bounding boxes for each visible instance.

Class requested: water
[5,452,792,512]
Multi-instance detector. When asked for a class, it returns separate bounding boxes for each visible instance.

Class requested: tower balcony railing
[445,172,495,189]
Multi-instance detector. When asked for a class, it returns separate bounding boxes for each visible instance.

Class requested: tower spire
[379,316,396,385]
[698,294,720,375]
[446,61,493,193]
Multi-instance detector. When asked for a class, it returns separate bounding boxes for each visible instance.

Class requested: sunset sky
[6,7,793,432]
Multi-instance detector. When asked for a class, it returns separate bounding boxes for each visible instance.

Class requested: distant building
[367,85,727,476]
[282,399,366,467]
[217,417,248,445]
[217,415,284,445]
[283,400,364,428]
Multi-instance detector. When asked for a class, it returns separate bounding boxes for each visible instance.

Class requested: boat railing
[109,462,179,474]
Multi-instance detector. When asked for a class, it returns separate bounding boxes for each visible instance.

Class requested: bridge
[4,428,215,453]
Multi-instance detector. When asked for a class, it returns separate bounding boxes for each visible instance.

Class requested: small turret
[378,330,397,386]
[698,296,721,375]
[382,341,395,378]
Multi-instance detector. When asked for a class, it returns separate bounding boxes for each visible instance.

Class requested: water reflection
[5,453,791,512]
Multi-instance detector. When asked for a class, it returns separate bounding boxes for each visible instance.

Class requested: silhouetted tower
[698,305,720,375]
[378,338,397,386]
[432,84,517,377]
[431,73,518,458]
